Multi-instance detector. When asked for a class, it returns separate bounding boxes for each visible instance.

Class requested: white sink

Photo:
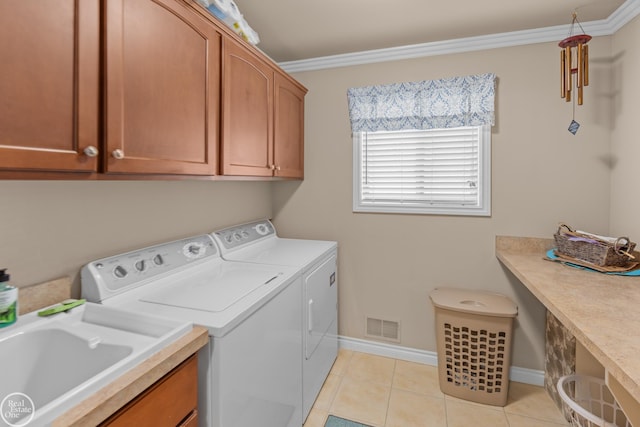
[0,302,192,426]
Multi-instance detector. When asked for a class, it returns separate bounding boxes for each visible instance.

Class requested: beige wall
[0,180,272,293]
[272,37,615,370]
[610,15,640,237]
[2,20,635,374]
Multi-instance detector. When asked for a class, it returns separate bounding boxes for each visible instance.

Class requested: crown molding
[279,0,640,73]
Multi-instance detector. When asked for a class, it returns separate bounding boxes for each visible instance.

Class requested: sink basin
[0,302,192,426]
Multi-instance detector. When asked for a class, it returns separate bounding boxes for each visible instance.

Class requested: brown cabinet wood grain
[101,354,198,427]
[104,0,220,175]
[220,38,306,178]
[0,0,100,172]
[0,0,305,180]
[274,73,305,179]
[220,38,274,176]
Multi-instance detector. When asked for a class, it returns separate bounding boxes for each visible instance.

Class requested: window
[353,125,491,216]
[347,73,496,216]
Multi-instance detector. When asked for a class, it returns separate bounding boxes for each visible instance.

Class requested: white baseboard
[338,336,544,387]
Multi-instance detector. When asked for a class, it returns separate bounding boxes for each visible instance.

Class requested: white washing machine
[211,220,338,420]
[81,234,303,427]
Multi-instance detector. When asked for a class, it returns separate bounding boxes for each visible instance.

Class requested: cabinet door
[274,73,306,179]
[221,38,273,176]
[0,0,99,172]
[105,0,220,175]
[101,355,198,427]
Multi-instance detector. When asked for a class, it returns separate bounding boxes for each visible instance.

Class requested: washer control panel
[213,220,275,251]
[81,235,218,300]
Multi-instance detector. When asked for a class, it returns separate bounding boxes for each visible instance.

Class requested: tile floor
[304,349,570,427]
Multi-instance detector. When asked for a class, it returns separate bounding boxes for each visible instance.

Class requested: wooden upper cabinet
[274,73,306,179]
[0,0,100,172]
[1,0,304,179]
[104,0,220,175]
[220,38,274,177]
[220,37,307,178]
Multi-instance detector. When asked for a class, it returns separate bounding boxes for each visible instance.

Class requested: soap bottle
[0,269,17,328]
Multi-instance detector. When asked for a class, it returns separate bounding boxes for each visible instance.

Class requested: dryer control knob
[255,223,269,235]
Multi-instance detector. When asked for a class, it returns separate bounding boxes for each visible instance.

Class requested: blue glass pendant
[568,120,580,135]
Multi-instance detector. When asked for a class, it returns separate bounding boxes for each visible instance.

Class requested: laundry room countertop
[495,236,640,408]
[52,325,209,427]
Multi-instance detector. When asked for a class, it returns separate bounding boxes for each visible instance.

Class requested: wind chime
[559,12,591,135]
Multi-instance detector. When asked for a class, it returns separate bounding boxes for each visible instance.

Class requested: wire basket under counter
[557,375,633,427]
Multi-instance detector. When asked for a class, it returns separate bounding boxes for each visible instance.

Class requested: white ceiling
[235,0,627,63]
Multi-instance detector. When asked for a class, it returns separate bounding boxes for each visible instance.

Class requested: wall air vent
[365,316,400,342]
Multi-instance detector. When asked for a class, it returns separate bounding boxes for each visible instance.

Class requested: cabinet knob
[112,149,125,159]
[83,146,99,157]
[276,165,281,171]
[269,164,276,171]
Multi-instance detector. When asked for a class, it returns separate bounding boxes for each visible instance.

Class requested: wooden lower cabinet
[101,355,198,427]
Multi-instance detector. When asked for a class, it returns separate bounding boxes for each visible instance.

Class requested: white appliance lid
[140,263,289,312]
[221,237,336,267]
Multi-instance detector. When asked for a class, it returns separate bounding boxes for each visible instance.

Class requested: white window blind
[353,125,491,216]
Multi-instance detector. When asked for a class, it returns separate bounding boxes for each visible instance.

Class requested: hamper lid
[429,287,518,317]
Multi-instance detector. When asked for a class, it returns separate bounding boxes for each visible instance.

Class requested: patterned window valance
[347,73,496,133]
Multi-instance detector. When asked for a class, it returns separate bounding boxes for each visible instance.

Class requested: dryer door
[305,254,338,359]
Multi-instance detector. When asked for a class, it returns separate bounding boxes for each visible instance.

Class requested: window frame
[352,125,491,217]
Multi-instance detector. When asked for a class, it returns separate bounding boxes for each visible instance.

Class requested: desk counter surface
[496,236,640,403]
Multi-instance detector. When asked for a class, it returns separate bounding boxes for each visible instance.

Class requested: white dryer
[212,220,338,421]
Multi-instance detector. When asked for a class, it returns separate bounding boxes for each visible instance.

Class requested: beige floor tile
[345,352,396,386]
[445,399,509,427]
[504,382,568,424]
[443,393,506,410]
[304,407,328,427]
[385,389,446,427]
[393,360,444,398]
[313,373,341,411]
[330,349,354,376]
[314,352,570,427]
[330,377,391,427]
[505,412,570,427]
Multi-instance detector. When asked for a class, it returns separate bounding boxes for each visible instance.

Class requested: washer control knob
[153,254,164,266]
[183,242,206,258]
[113,265,128,279]
[134,260,147,272]
[233,233,242,241]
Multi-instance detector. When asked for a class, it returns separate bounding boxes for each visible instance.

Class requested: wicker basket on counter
[554,223,636,267]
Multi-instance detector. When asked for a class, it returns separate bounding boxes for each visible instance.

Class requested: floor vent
[365,317,400,342]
